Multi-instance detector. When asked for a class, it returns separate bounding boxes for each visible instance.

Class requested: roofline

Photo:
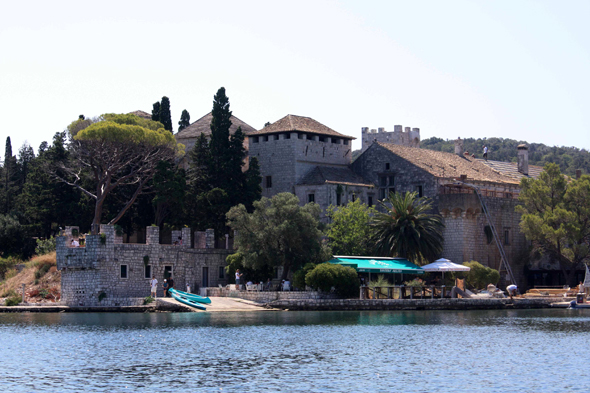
[250,128,355,139]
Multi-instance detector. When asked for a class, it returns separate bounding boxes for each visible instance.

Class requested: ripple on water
[1,309,590,392]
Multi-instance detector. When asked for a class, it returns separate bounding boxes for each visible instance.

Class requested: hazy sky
[1,0,589,158]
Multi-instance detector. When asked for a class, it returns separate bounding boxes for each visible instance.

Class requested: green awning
[328,256,424,274]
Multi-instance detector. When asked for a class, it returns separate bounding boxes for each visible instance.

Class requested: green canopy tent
[328,256,424,284]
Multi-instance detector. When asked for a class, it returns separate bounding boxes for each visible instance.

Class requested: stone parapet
[205,288,338,303]
[267,297,557,311]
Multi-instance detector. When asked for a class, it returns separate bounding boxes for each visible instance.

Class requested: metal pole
[21,283,26,304]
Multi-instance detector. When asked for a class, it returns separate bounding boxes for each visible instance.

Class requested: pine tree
[178,109,191,132]
[151,101,161,122]
[159,96,172,132]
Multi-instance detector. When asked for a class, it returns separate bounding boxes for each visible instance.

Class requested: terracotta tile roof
[298,166,374,187]
[376,142,520,184]
[250,114,354,139]
[175,112,257,140]
[477,159,543,180]
[128,110,152,120]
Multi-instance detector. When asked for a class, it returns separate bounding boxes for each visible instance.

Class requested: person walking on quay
[168,276,174,293]
[163,279,169,297]
[150,275,158,299]
[235,269,243,290]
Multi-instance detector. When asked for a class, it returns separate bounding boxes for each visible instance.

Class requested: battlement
[361,125,420,152]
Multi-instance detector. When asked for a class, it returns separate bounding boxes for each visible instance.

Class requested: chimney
[454,137,464,156]
[576,169,582,179]
[517,144,529,175]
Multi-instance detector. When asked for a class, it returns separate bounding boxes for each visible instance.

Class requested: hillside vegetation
[0,252,60,305]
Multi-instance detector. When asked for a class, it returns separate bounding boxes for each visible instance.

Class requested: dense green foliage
[0,214,34,259]
[178,109,190,132]
[371,191,444,264]
[461,261,500,289]
[293,262,317,290]
[226,193,329,280]
[186,87,261,235]
[421,136,590,177]
[516,164,590,285]
[326,199,376,256]
[305,263,359,297]
[159,96,173,132]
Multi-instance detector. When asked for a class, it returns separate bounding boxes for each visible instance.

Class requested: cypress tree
[159,96,172,132]
[178,109,191,132]
[151,101,161,122]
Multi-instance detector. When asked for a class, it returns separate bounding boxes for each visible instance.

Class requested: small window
[263,135,268,142]
[144,265,151,279]
[219,266,225,279]
[343,140,349,145]
[331,138,338,144]
[336,193,342,206]
[504,230,510,245]
[388,175,395,186]
[416,185,423,198]
[380,176,387,187]
[253,136,259,143]
[351,194,356,202]
[266,176,272,188]
[298,133,304,139]
[120,265,128,279]
[308,194,315,203]
[319,136,325,142]
[379,189,386,200]
[307,134,314,140]
[273,134,279,140]
[385,163,390,170]
[368,195,373,207]
[389,187,395,196]
[284,133,291,139]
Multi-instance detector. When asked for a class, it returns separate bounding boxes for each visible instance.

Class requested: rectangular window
[343,140,349,145]
[336,193,341,206]
[380,176,387,187]
[379,188,386,200]
[284,133,291,139]
[266,176,272,188]
[319,136,325,142]
[252,136,259,143]
[219,266,225,279]
[144,265,151,279]
[388,187,395,196]
[164,265,173,279]
[351,194,356,202]
[416,185,423,198]
[504,230,510,245]
[273,134,279,140]
[120,265,128,279]
[298,133,304,139]
[307,134,314,140]
[308,194,315,203]
[388,175,395,186]
[385,163,390,170]
[263,135,268,142]
[368,195,373,207]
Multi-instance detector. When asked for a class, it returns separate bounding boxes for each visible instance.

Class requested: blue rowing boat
[169,288,208,310]
[169,288,211,304]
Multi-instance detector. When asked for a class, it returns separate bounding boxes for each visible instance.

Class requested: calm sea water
[1,309,589,393]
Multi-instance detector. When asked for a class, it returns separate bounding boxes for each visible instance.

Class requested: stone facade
[57,225,231,306]
[352,142,529,288]
[361,125,420,153]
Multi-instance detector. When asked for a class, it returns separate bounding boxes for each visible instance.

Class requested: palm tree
[371,191,444,264]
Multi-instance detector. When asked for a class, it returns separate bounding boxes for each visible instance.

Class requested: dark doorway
[202,267,209,288]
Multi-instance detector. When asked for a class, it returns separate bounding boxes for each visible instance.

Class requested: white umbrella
[421,258,470,282]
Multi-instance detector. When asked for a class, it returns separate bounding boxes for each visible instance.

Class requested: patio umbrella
[421,258,470,282]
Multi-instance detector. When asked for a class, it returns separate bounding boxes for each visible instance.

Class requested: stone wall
[57,225,231,306]
[205,288,338,303]
[361,125,420,153]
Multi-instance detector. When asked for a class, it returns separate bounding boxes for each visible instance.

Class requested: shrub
[5,296,21,306]
[144,296,155,305]
[293,262,317,289]
[39,288,50,299]
[35,237,56,255]
[305,263,359,298]
[1,289,18,298]
[462,261,500,289]
[0,256,19,280]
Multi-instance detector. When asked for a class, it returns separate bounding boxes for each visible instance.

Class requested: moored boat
[169,288,208,310]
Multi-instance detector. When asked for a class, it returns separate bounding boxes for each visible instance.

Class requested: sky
[1,0,589,159]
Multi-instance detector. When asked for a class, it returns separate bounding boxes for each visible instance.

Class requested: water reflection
[1,309,590,392]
